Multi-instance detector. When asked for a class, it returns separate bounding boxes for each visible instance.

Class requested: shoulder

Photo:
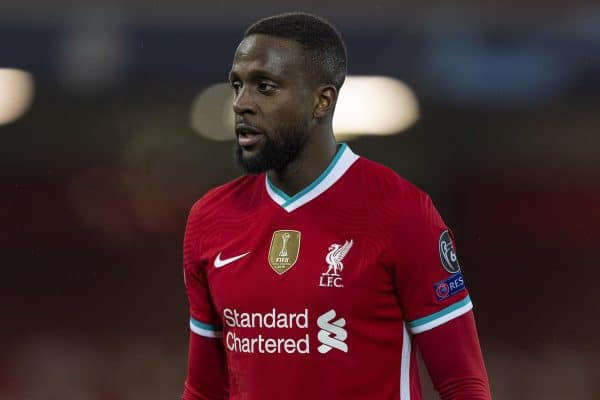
[347,156,442,236]
[351,156,432,208]
[187,174,262,222]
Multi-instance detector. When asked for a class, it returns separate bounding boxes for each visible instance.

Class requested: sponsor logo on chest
[223,307,348,355]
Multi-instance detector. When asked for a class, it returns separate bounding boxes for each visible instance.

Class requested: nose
[232,87,256,116]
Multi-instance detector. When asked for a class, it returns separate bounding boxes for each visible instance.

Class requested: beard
[234,120,309,174]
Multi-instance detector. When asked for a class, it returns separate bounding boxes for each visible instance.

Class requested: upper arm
[390,191,490,398]
[393,193,472,335]
[182,203,228,400]
[183,202,222,335]
[414,311,491,400]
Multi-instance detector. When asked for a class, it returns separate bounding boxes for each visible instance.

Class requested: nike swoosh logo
[214,251,251,268]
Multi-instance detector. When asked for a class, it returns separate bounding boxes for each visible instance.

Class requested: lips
[236,123,264,148]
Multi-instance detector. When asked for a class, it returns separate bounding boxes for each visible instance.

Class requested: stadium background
[1,1,599,398]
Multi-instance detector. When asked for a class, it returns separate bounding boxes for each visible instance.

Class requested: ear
[313,85,338,119]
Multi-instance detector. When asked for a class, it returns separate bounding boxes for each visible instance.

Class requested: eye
[231,80,242,94]
[257,81,276,94]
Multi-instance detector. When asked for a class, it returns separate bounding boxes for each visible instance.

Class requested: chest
[201,208,396,317]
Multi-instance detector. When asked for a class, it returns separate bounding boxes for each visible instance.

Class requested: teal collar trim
[265,143,359,213]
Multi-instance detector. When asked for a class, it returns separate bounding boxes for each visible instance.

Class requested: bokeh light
[333,76,419,135]
[190,83,235,141]
[0,68,35,125]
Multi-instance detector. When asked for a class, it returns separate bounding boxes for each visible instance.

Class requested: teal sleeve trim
[190,317,222,331]
[408,295,472,328]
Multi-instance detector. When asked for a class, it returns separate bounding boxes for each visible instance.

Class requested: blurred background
[1,1,599,399]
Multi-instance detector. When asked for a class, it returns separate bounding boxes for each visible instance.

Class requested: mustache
[235,122,263,135]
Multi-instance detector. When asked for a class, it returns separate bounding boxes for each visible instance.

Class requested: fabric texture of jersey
[183,143,473,400]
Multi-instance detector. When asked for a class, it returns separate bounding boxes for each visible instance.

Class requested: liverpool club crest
[319,239,353,288]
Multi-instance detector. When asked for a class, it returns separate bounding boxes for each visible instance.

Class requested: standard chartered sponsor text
[226,331,310,354]
[223,308,309,354]
[223,307,308,329]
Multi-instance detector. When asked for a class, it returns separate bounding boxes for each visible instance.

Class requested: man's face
[228,34,316,174]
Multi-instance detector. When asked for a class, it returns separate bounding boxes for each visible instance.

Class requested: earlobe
[314,85,337,119]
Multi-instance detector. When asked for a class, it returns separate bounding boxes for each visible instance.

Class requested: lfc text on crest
[319,239,353,288]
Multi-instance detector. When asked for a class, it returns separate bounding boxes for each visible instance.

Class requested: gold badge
[268,230,301,274]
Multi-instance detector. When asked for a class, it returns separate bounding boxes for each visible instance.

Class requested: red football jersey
[183,143,473,400]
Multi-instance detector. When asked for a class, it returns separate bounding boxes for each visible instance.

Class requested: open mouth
[236,124,264,148]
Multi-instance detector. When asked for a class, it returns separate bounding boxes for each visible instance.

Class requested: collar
[265,143,359,213]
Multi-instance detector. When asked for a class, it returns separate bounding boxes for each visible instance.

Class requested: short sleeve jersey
[183,144,473,400]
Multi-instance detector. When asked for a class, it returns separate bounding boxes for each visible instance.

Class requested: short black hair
[244,12,347,90]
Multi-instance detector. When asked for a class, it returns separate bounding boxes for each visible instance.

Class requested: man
[182,12,491,400]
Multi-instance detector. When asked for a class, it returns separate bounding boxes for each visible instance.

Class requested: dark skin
[229,34,338,197]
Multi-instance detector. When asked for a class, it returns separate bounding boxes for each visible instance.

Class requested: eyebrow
[228,69,280,82]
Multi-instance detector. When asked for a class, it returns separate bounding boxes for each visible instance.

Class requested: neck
[267,130,337,197]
